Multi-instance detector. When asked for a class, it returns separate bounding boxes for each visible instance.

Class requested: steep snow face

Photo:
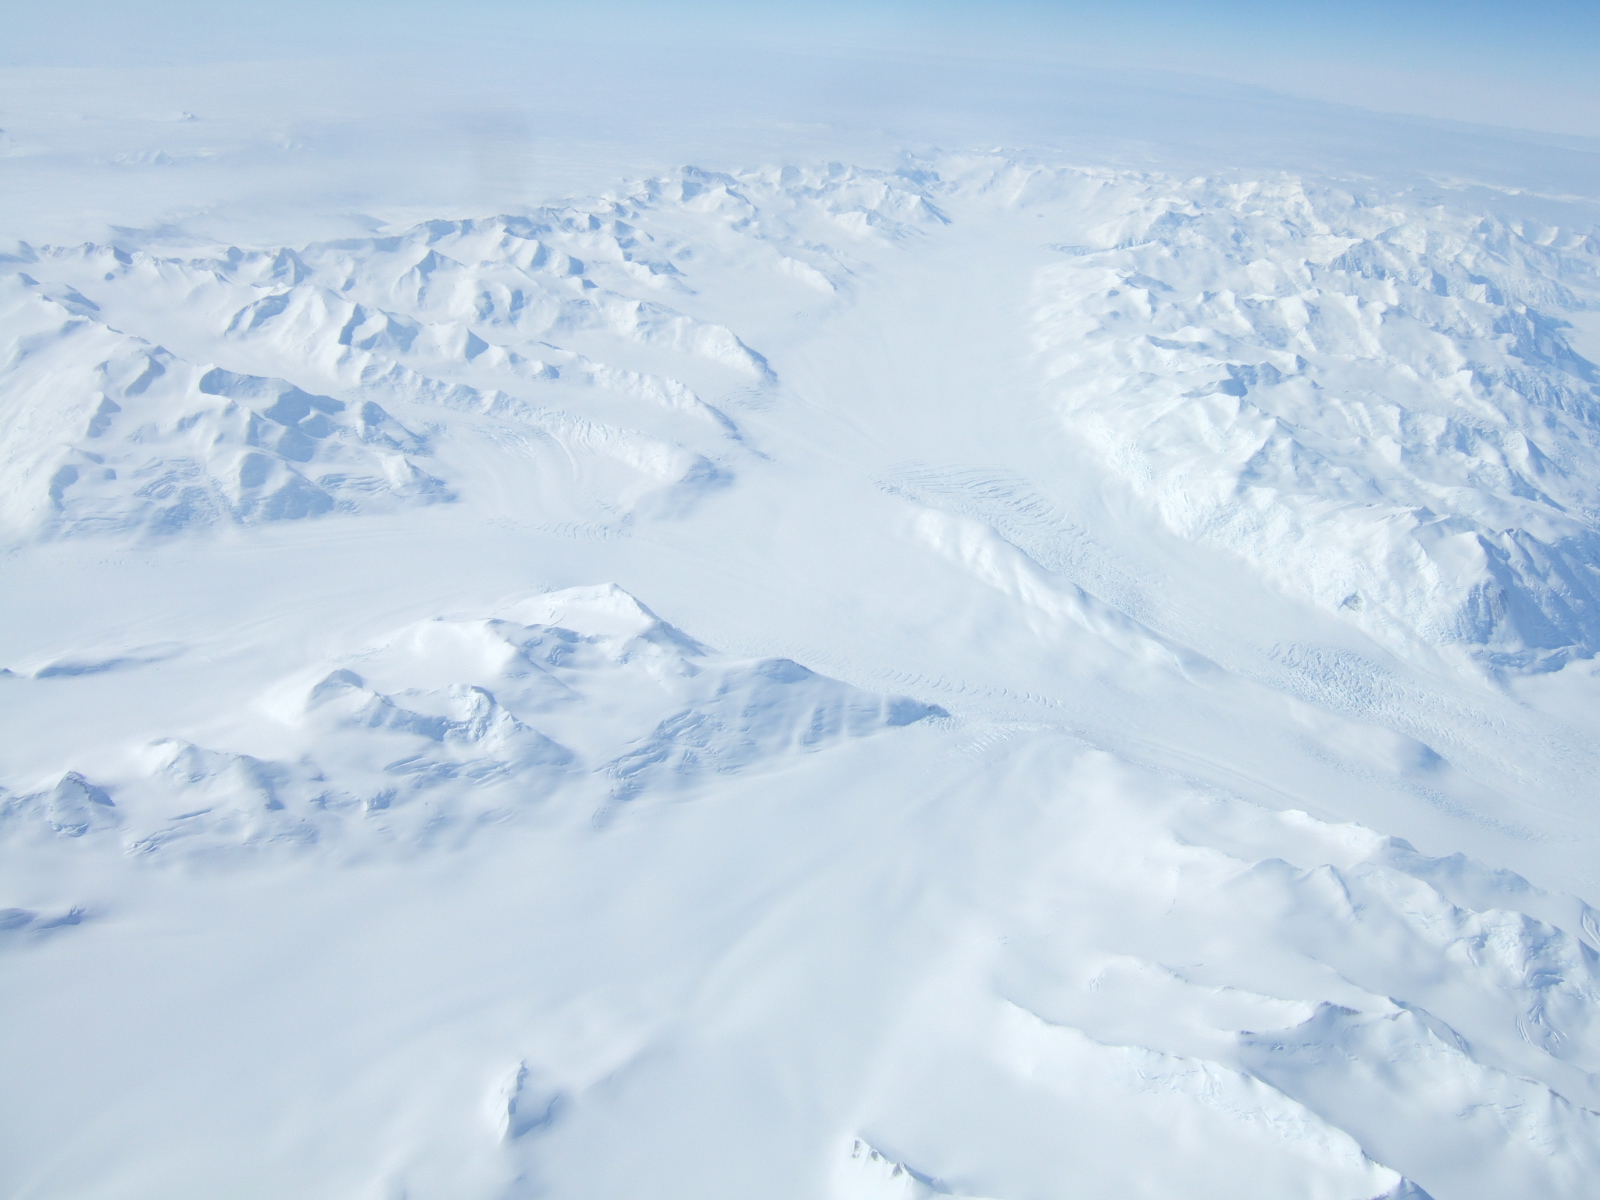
[8,161,1600,664]
[0,187,776,541]
[5,148,1600,1200]
[0,164,963,547]
[1,584,943,857]
[0,272,447,534]
[1017,167,1600,669]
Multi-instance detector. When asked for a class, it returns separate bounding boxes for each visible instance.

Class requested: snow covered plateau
[4,46,1600,1200]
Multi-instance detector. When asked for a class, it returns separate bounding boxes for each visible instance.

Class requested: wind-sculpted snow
[0,585,944,856]
[7,149,1600,1200]
[0,771,118,838]
[831,745,1600,1200]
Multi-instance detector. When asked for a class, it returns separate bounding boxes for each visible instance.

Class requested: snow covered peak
[1022,167,1600,669]
[7,140,1600,1200]
[7,157,1600,670]
[3,585,943,857]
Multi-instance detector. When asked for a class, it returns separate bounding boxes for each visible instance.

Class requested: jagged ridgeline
[1025,169,1600,670]
[2,159,1598,674]
[6,148,1600,1200]
[0,585,945,855]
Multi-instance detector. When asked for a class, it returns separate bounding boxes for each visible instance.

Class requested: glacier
[3,38,1600,1200]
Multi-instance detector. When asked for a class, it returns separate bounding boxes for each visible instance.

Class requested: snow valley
[5,142,1600,1200]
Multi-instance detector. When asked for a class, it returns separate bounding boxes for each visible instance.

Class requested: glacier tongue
[4,139,1600,1200]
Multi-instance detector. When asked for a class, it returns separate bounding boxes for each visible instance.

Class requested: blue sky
[4,1,1597,136]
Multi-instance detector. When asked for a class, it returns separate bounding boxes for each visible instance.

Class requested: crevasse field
[4,20,1600,1200]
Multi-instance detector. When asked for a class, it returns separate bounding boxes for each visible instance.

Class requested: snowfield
[4,65,1600,1200]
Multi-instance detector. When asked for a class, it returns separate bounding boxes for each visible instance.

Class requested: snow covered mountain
[10,161,1600,663]
[5,130,1600,1200]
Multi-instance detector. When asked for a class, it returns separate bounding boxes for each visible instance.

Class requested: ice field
[3,19,1600,1200]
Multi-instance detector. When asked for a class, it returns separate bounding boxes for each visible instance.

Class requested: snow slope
[5,108,1600,1200]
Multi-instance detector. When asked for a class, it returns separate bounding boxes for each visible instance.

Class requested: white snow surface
[5,69,1600,1200]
